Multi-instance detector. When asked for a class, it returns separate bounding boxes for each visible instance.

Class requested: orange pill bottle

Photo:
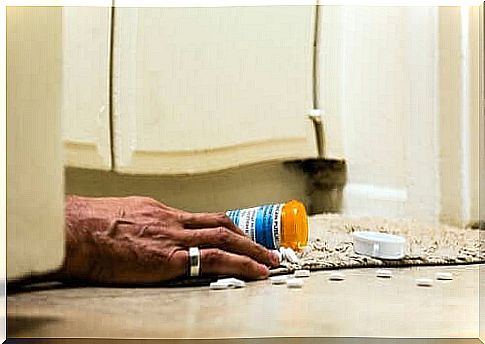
[226,200,308,251]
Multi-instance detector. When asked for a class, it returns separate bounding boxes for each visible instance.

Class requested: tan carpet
[162,214,483,285]
[271,214,483,275]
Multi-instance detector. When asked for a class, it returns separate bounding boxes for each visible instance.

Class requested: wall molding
[342,183,409,219]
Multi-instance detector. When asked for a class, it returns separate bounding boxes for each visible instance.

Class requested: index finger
[181,212,246,237]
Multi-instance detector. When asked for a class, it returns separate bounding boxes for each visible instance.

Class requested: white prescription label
[226,203,283,250]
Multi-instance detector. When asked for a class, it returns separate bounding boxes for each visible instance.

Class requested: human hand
[60,196,280,285]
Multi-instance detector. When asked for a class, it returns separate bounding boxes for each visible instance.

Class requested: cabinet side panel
[7,7,65,278]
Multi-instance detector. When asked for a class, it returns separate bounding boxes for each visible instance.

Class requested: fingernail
[258,264,270,278]
[270,251,280,266]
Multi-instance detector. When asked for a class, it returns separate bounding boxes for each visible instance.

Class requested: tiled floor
[7,264,480,338]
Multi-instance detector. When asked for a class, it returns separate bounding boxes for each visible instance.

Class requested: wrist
[62,195,99,280]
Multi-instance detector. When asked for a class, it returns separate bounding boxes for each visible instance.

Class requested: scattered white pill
[328,272,346,281]
[210,281,230,290]
[376,269,393,278]
[435,272,453,280]
[270,275,288,285]
[280,247,300,264]
[285,248,300,264]
[416,278,433,287]
[294,269,311,278]
[286,278,304,288]
[217,278,246,288]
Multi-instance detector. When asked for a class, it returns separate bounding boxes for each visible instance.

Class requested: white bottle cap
[352,231,406,260]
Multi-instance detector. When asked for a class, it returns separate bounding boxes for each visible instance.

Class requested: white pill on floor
[210,281,230,290]
[217,278,246,288]
[294,269,311,278]
[376,269,393,278]
[285,248,300,264]
[416,278,433,287]
[270,275,288,285]
[286,278,304,288]
[435,272,453,280]
[328,272,346,281]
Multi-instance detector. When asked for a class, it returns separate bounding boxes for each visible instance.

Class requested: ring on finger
[188,247,201,277]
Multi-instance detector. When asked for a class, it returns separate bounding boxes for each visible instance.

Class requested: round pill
[329,272,345,281]
[416,278,433,287]
[210,282,230,290]
[294,269,311,278]
[270,275,288,285]
[435,272,453,280]
[217,278,246,288]
[286,278,304,288]
[376,269,393,278]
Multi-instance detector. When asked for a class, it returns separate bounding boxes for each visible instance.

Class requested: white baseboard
[343,183,408,219]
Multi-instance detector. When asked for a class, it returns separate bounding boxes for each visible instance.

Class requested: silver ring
[188,247,200,277]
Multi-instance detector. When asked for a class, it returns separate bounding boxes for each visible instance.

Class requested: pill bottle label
[226,203,283,250]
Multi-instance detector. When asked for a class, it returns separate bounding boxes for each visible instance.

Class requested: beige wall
[438,6,480,227]
[320,6,480,226]
[7,7,65,278]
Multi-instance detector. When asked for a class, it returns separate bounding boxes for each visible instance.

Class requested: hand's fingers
[180,212,246,237]
[200,248,270,280]
[168,248,269,280]
[180,227,280,267]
